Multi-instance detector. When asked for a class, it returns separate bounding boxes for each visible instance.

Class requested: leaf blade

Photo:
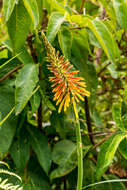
[15,63,39,115]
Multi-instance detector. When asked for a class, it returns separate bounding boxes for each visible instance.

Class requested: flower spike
[41,31,90,115]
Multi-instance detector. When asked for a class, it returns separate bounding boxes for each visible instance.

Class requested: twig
[85,97,95,145]
[37,65,42,130]
[93,133,113,149]
[0,65,23,83]
[97,62,111,76]
[27,34,38,63]
[80,0,85,14]
[70,26,84,30]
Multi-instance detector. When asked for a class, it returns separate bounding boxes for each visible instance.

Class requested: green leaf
[112,103,126,132]
[50,140,77,179]
[27,125,52,174]
[58,26,72,59]
[50,140,91,179]
[0,83,17,154]
[96,133,126,179]
[10,131,30,171]
[3,0,16,21]
[112,0,127,29]
[71,29,98,109]
[23,0,39,28]
[2,40,34,64]
[46,12,65,43]
[15,64,39,115]
[7,0,31,52]
[36,0,43,25]
[71,15,119,78]
[30,91,41,114]
[119,137,127,160]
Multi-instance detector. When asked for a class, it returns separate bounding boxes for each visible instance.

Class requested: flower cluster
[41,32,90,116]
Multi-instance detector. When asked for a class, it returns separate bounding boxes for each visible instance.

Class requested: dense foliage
[1,0,127,189]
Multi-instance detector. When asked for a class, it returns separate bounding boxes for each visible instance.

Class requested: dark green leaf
[50,140,91,179]
[50,140,77,179]
[15,64,39,115]
[27,125,52,174]
[7,0,31,52]
[10,131,30,171]
[0,83,17,154]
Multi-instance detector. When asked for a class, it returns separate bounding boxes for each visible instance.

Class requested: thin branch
[27,34,38,63]
[37,65,43,130]
[0,65,23,83]
[70,26,84,30]
[84,97,95,145]
[80,0,85,14]
[93,133,114,149]
[97,62,111,76]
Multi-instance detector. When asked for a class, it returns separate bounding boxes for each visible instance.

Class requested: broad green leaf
[27,125,52,174]
[0,83,17,154]
[50,140,77,179]
[23,0,39,28]
[71,15,119,78]
[96,133,126,179]
[3,0,16,21]
[10,132,30,171]
[50,140,91,179]
[46,12,65,43]
[58,26,72,59]
[52,140,76,165]
[29,172,51,190]
[7,0,31,52]
[112,0,127,29]
[119,138,127,160]
[2,40,34,64]
[15,64,39,115]
[112,103,126,132]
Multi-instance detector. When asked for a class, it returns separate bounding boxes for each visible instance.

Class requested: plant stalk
[75,117,83,190]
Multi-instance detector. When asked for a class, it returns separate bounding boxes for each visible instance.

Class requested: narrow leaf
[112,0,127,29]
[112,103,126,132]
[27,125,52,174]
[3,0,16,21]
[46,12,65,43]
[23,0,39,28]
[15,64,39,115]
[0,84,17,154]
[71,15,119,78]
[96,133,126,179]
[119,138,127,159]
[58,26,72,59]
[7,0,31,52]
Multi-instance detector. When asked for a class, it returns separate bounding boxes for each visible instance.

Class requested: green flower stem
[75,118,83,190]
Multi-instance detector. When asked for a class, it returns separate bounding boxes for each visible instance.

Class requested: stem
[76,119,83,190]
[85,97,94,145]
[72,97,83,190]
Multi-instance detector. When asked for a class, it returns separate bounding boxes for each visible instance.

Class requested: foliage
[1,0,127,189]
